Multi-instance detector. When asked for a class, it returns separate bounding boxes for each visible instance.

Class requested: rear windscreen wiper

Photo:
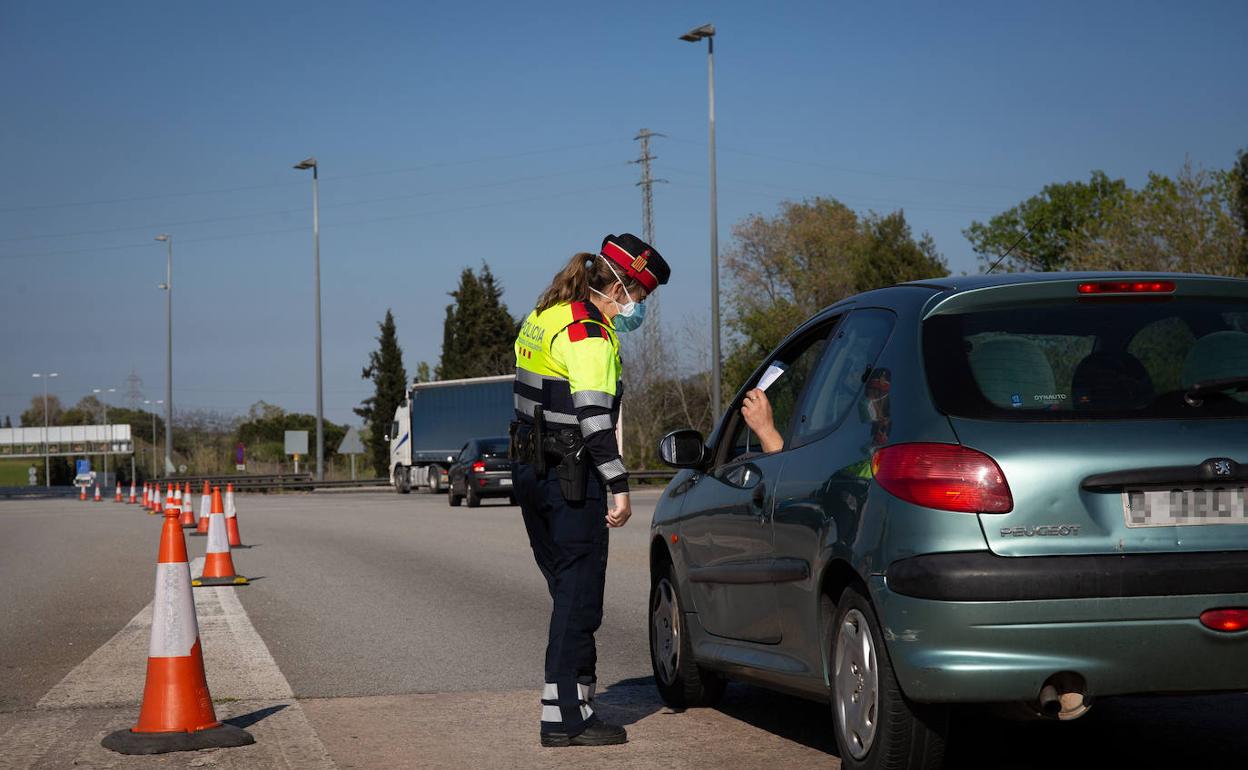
[1184,376,1248,406]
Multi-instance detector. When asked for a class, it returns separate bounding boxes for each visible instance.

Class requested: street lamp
[679,23,722,419]
[294,156,324,481]
[92,387,116,483]
[154,234,174,475]
[31,372,58,487]
[144,399,163,477]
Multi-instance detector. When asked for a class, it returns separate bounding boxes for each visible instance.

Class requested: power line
[631,129,668,246]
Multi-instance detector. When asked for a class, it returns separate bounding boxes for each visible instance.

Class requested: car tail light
[472,461,485,473]
[1200,608,1248,632]
[872,443,1013,513]
[1076,280,1175,295]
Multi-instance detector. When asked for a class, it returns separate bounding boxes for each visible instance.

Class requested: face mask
[591,256,647,333]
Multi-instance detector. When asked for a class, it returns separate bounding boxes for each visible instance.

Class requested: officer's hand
[606,492,632,528]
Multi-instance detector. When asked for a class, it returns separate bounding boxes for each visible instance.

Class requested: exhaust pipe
[1036,674,1091,721]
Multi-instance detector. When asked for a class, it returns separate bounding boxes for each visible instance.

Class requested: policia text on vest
[509,233,670,748]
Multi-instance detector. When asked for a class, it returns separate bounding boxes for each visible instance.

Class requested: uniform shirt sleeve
[552,323,629,494]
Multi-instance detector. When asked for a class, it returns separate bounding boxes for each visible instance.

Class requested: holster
[508,412,588,502]
[554,446,588,503]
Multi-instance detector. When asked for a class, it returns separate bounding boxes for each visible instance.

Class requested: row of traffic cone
[101,485,254,755]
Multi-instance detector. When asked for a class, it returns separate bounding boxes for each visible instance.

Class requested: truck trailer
[388,374,514,494]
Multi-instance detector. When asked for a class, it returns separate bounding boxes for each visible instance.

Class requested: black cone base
[102,723,254,755]
[192,575,249,587]
[189,531,207,537]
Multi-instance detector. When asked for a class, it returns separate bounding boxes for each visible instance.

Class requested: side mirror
[659,429,707,469]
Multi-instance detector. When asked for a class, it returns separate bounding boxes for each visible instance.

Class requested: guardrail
[154,468,677,492]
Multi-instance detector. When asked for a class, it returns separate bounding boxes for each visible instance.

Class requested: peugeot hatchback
[649,273,1248,770]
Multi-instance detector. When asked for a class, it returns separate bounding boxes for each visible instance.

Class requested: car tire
[831,583,948,770]
[448,482,462,507]
[395,468,410,495]
[427,468,442,494]
[649,562,725,709]
[466,486,481,508]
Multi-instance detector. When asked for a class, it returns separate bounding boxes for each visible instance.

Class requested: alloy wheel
[650,577,681,686]
[834,608,879,760]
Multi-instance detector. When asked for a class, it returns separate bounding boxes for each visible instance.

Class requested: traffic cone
[153,485,164,516]
[94,484,102,502]
[129,480,138,504]
[80,485,87,501]
[100,499,254,755]
[193,488,248,587]
[225,484,244,548]
[115,482,124,503]
[145,483,154,511]
[179,483,195,529]
[193,481,211,537]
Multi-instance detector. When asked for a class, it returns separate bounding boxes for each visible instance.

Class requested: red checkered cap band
[600,241,659,293]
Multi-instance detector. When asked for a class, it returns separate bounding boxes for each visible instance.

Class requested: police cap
[599,233,670,293]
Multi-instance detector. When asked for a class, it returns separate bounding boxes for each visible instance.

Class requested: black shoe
[540,721,628,747]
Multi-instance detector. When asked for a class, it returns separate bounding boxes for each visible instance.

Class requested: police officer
[511,233,670,747]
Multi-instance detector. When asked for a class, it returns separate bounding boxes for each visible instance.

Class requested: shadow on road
[224,702,288,729]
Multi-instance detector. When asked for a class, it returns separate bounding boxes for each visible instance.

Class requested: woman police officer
[511,233,670,747]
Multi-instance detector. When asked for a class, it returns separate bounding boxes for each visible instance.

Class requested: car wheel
[427,468,442,494]
[448,482,462,507]
[649,562,725,709]
[832,583,948,770]
[395,468,410,494]
[466,485,481,508]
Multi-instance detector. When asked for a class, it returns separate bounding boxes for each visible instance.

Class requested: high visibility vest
[513,300,628,489]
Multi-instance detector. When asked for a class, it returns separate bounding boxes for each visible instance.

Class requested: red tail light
[1200,608,1248,632]
[472,461,486,474]
[872,443,1013,514]
[1076,280,1174,295]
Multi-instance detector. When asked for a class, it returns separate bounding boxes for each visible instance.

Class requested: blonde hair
[535,252,644,312]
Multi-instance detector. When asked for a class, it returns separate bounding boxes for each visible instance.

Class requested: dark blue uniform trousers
[514,460,609,736]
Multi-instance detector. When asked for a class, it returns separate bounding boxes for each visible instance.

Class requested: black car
[447,436,514,507]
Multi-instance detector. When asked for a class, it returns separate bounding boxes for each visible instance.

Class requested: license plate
[1123,486,1248,527]
[500,478,512,486]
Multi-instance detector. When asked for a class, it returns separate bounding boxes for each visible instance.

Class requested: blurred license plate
[1123,486,1248,527]
[500,478,512,486]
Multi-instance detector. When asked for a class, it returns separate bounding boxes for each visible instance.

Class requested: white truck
[388,374,515,494]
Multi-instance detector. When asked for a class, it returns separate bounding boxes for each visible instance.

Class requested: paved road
[2,492,1246,768]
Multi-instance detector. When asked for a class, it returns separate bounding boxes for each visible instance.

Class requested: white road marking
[15,557,334,768]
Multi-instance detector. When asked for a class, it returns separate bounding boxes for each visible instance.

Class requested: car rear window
[924,297,1248,420]
[480,440,510,457]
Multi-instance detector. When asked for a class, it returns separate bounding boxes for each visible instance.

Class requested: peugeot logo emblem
[1212,458,1234,477]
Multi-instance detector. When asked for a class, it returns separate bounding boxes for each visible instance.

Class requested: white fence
[0,425,133,458]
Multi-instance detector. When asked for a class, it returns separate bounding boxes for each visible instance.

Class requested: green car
[649,273,1248,770]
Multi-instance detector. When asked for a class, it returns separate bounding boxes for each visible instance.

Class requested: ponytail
[534,251,648,313]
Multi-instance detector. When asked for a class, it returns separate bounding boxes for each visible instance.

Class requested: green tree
[1066,160,1247,276]
[723,197,947,391]
[963,171,1129,272]
[20,394,63,427]
[355,309,408,476]
[436,264,518,379]
[1232,147,1248,254]
[3,416,11,428]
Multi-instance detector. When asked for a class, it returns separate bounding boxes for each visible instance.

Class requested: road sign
[179,464,188,473]
[235,442,246,465]
[76,459,91,476]
[337,427,364,455]
[284,431,308,456]
[28,466,37,486]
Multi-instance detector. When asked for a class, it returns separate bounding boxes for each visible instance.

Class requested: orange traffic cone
[153,485,164,516]
[94,484,102,502]
[145,483,153,511]
[115,482,123,503]
[167,488,180,523]
[80,484,87,501]
[192,481,210,537]
[100,498,254,755]
[129,480,138,504]
[193,488,248,587]
[179,483,195,529]
[225,484,244,548]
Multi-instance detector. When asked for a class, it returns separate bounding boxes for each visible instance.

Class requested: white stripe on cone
[200,491,210,524]
[226,488,237,519]
[149,562,198,658]
[206,512,230,554]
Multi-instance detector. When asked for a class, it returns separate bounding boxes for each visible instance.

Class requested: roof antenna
[985,218,1041,274]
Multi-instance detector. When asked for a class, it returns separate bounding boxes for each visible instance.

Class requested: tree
[3,416,10,428]
[1066,160,1246,275]
[414,361,432,383]
[20,394,62,427]
[355,309,408,476]
[436,264,518,379]
[722,197,947,392]
[1232,147,1248,257]
[963,171,1129,272]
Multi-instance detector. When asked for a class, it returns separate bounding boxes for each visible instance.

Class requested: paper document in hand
[757,362,787,392]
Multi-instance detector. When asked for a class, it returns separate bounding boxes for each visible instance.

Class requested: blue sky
[2,0,1245,428]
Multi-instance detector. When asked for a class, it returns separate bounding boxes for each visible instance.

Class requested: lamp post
[154,234,174,475]
[92,387,116,483]
[294,156,324,481]
[679,23,722,419]
[31,372,58,487]
[144,399,163,477]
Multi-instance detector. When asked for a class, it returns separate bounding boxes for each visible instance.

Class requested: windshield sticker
[1010,393,1022,408]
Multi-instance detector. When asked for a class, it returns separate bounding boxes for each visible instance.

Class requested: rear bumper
[469,472,514,496]
[887,550,1248,601]
[870,575,1248,703]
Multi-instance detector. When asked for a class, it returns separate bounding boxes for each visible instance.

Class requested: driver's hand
[741,389,785,453]
[606,492,632,528]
